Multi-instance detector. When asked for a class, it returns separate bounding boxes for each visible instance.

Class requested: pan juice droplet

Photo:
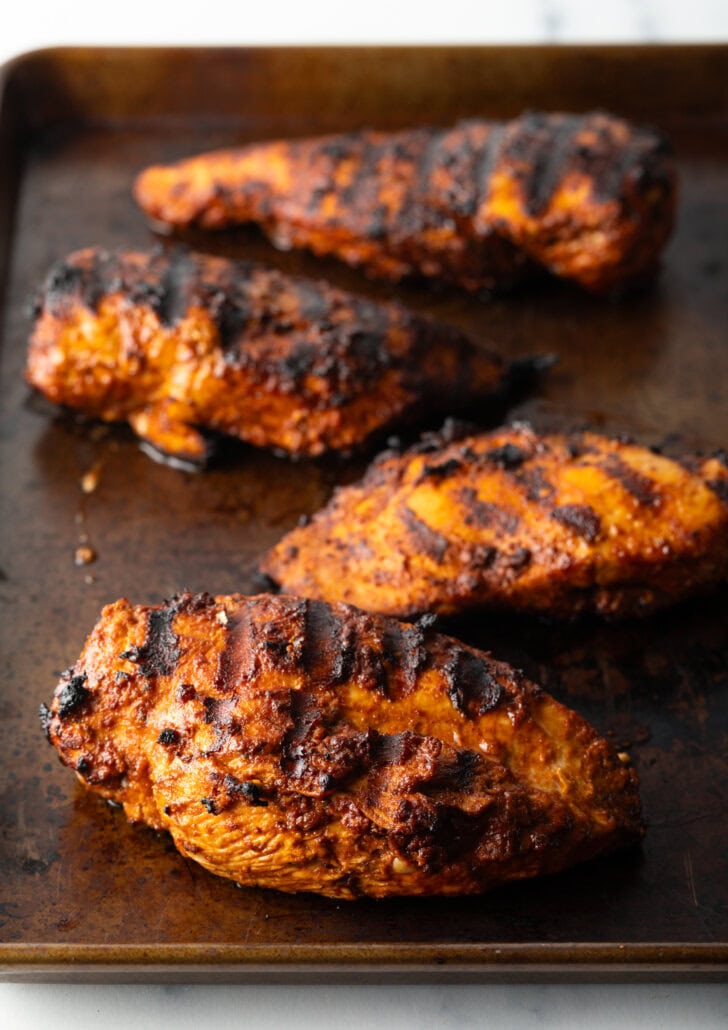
[74,545,97,566]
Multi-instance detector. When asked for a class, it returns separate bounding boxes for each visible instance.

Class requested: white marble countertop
[2,1,727,1026]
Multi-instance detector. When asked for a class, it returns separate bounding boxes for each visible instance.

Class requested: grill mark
[120,603,181,679]
[520,115,580,216]
[551,503,602,542]
[603,454,660,507]
[514,463,556,503]
[215,604,257,692]
[339,139,385,212]
[303,600,355,685]
[380,621,428,695]
[399,504,449,563]
[199,264,255,354]
[140,605,181,677]
[155,249,195,327]
[281,690,325,779]
[442,647,504,718]
[459,487,520,534]
[473,124,506,213]
[410,129,446,219]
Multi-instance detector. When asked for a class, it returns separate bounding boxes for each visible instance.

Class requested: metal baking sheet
[0,45,726,982]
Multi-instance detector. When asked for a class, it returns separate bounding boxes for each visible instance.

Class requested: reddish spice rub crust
[43,592,643,899]
[134,111,677,293]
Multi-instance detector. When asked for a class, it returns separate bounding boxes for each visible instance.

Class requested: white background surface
[2,1,728,1026]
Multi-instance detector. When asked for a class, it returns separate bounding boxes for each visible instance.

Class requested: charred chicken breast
[42,591,642,899]
[261,424,728,619]
[134,111,676,294]
[26,247,529,465]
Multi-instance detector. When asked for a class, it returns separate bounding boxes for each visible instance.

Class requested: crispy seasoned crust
[261,425,728,619]
[25,247,526,464]
[44,592,642,899]
[134,112,677,293]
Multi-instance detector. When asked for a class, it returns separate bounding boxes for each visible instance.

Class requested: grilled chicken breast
[25,247,533,465]
[42,591,642,899]
[261,424,728,619]
[134,111,676,294]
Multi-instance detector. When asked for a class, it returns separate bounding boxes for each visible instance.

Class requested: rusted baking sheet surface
[0,46,726,982]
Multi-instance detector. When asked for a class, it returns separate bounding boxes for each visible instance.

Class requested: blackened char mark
[133,605,181,678]
[303,601,355,686]
[417,745,485,795]
[603,454,659,507]
[442,647,504,719]
[56,673,90,719]
[215,603,257,692]
[399,504,449,563]
[418,458,463,481]
[445,749,483,792]
[472,123,506,213]
[413,129,446,197]
[386,621,429,695]
[370,729,421,767]
[203,274,254,354]
[511,114,580,217]
[551,503,602,542]
[486,443,527,469]
[43,250,110,316]
[281,690,325,780]
[514,463,555,503]
[224,774,268,807]
[40,259,85,316]
[153,249,195,327]
[157,728,180,745]
[460,487,519,535]
[122,592,214,680]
